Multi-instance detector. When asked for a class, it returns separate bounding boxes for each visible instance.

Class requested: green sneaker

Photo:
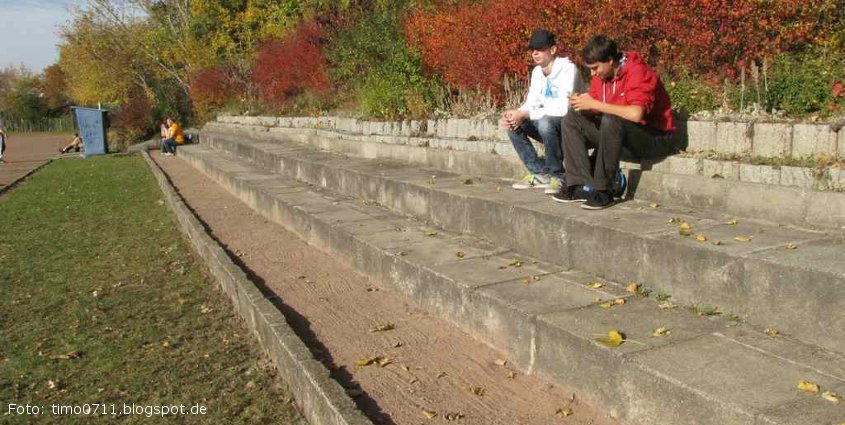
[512,173,551,190]
[544,177,563,194]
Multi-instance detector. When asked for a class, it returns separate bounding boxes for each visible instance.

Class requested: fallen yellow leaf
[509,259,523,267]
[556,407,573,418]
[651,327,671,337]
[495,185,502,192]
[695,233,708,242]
[532,275,542,282]
[445,412,465,421]
[785,243,798,250]
[797,380,820,393]
[726,219,738,225]
[734,236,753,242]
[469,386,486,396]
[521,279,530,285]
[626,283,640,293]
[596,330,625,347]
[424,231,438,236]
[658,301,676,310]
[48,351,81,361]
[586,281,605,289]
[356,357,378,367]
[822,391,842,404]
[377,357,392,367]
[764,328,779,337]
[649,202,659,208]
[422,408,437,419]
[680,222,692,231]
[370,323,395,332]
[599,298,626,308]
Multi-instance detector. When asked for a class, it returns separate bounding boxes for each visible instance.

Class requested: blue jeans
[161,138,177,154]
[506,116,564,179]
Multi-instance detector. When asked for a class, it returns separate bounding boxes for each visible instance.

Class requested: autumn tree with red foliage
[252,21,330,107]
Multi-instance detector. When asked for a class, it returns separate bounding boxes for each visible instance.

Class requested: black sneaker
[581,190,615,210]
[552,185,590,203]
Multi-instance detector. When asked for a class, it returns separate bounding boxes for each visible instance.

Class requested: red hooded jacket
[588,52,675,132]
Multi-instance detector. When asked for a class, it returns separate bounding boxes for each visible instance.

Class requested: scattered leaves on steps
[797,380,820,393]
[585,281,604,289]
[822,391,842,404]
[596,330,625,347]
[599,298,626,309]
[369,323,395,333]
[651,327,671,337]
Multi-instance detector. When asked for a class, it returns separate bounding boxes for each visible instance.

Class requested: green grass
[0,156,308,424]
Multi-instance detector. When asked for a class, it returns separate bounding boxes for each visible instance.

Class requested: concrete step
[197,126,845,356]
[202,122,845,230]
[176,144,845,425]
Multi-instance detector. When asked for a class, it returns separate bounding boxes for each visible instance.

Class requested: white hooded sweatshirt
[519,56,576,120]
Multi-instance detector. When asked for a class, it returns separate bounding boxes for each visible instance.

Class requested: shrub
[189,65,245,118]
[325,8,436,119]
[112,95,152,143]
[766,51,845,116]
[664,72,719,115]
[251,21,330,108]
[406,0,834,98]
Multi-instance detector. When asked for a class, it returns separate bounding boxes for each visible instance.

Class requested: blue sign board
[72,107,108,157]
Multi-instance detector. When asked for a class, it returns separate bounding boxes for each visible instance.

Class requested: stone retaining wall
[217,115,844,160]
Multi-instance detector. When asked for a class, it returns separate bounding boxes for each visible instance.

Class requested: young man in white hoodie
[501,29,577,194]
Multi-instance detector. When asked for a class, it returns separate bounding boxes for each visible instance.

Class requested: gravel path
[0,132,73,186]
[154,151,619,425]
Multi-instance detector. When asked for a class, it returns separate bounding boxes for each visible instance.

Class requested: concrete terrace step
[176,145,845,425]
[203,122,845,230]
[198,126,845,356]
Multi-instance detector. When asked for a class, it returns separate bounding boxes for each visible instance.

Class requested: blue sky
[0,0,78,72]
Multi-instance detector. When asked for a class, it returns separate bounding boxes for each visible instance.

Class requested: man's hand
[569,93,598,112]
[500,109,528,130]
[569,93,645,123]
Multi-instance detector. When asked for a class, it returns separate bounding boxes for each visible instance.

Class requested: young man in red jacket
[553,35,676,209]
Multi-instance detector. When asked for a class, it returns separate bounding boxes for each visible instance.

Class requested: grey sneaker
[512,173,551,190]
[544,177,563,194]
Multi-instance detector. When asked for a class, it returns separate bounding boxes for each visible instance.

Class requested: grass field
[0,156,307,424]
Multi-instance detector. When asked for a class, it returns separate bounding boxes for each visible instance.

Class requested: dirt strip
[154,151,619,425]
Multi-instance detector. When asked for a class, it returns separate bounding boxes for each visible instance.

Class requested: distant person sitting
[0,125,6,164]
[501,29,577,194]
[160,117,185,156]
[60,133,83,154]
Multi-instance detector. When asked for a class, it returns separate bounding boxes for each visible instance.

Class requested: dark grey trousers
[562,112,675,190]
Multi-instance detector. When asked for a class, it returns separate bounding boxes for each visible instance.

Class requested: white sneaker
[544,177,563,194]
[512,173,551,190]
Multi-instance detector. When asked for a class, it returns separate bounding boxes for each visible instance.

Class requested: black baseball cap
[527,29,555,50]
